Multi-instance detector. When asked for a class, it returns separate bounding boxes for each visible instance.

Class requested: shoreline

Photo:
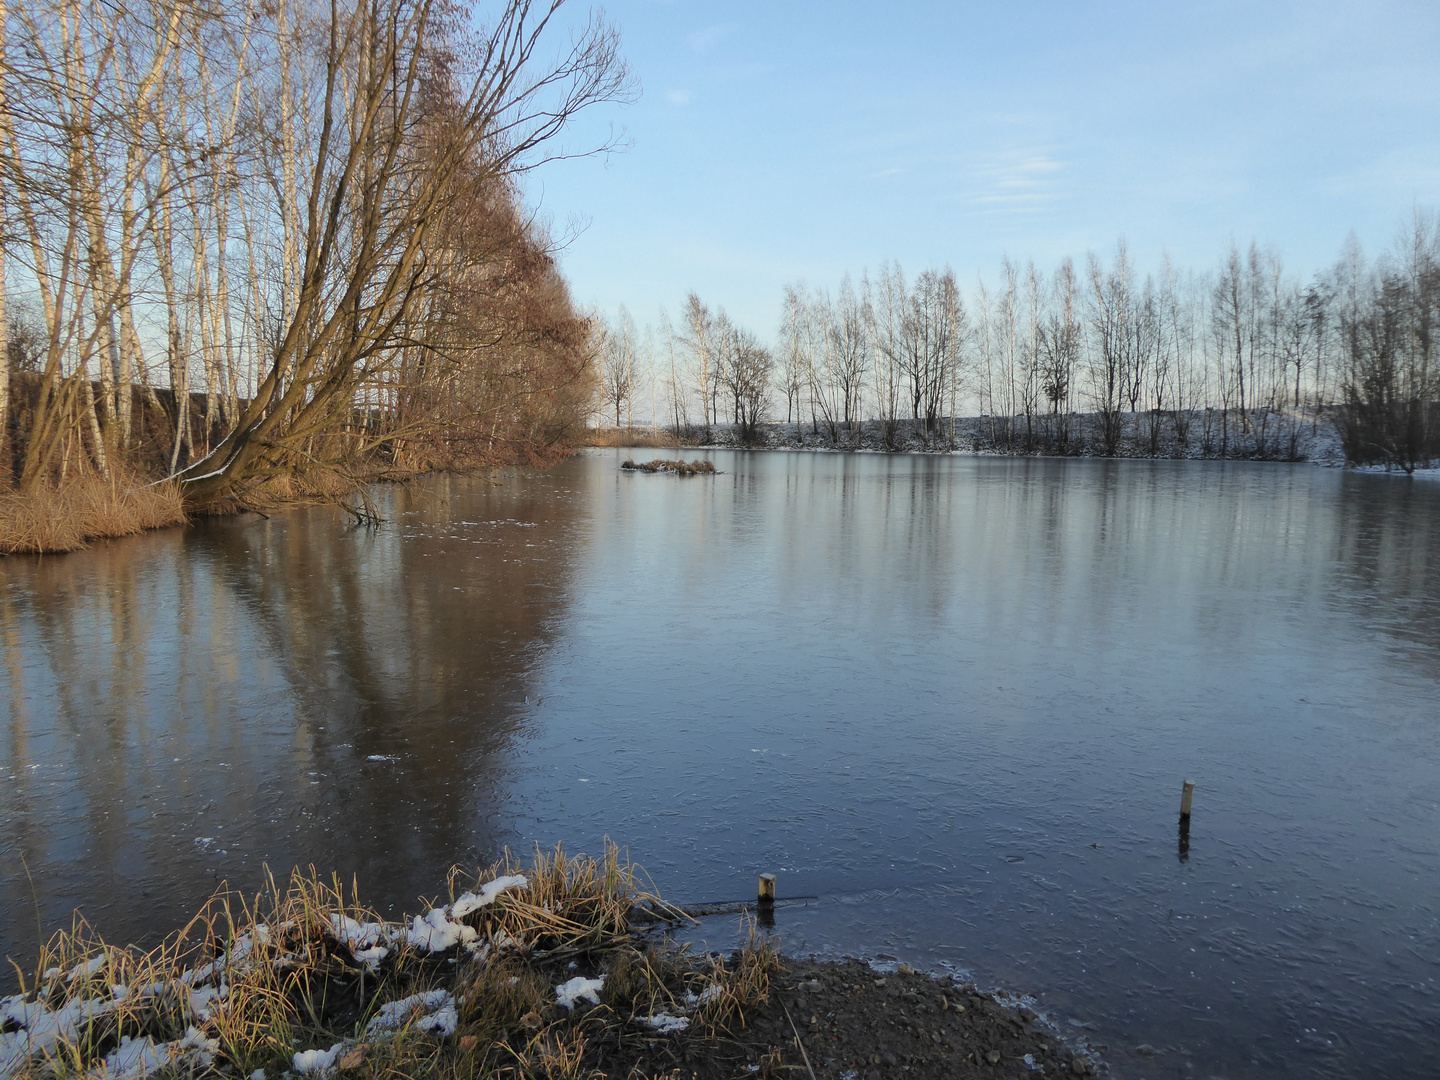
[9,429,1433,556]
[0,850,1104,1080]
[589,407,1438,474]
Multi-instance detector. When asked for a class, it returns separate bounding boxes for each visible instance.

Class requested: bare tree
[681,292,716,436]
[721,325,771,444]
[1036,259,1080,451]
[597,306,636,428]
[866,263,907,448]
[776,284,809,434]
[1086,247,1130,455]
[1335,212,1440,470]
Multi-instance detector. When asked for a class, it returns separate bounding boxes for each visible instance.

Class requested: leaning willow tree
[0,0,628,507]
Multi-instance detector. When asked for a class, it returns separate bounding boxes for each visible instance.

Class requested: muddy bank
[665,955,1104,1080]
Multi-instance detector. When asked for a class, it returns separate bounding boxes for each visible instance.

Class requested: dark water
[3,451,1439,1079]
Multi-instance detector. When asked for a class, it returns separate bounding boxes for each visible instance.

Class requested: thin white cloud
[968,150,1065,214]
[686,24,732,52]
[666,89,693,107]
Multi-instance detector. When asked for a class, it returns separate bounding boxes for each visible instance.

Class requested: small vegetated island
[620,459,717,476]
[0,847,1094,1080]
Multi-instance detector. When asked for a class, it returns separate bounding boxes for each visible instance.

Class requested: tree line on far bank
[0,0,627,514]
[596,214,1440,472]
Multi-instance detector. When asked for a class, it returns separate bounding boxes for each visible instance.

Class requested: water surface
[3,451,1438,1079]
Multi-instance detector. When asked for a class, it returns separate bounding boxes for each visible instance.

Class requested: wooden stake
[1180,779,1195,819]
[758,873,776,905]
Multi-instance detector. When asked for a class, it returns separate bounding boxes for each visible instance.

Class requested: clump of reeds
[0,843,779,1080]
[0,476,187,554]
[619,458,716,475]
[583,427,681,449]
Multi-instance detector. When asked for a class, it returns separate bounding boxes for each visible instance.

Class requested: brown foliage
[581,427,681,449]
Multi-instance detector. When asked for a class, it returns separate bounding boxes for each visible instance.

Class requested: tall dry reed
[2,845,779,1080]
[581,427,681,449]
[0,477,186,554]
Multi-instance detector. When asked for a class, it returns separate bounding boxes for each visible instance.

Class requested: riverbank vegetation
[0,844,1091,1080]
[0,0,625,550]
[598,213,1440,470]
[0,474,185,554]
[581,427,681,449]
[0,844,768,1080]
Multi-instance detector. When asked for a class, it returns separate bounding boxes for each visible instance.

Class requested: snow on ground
[683,984,723,1008]
[674,409,1379,466]
[450,875,528,918]
[364,991,457,1037]
[642,1012,690,1033]
[292,1044,345,1074]
[0,875,528,1080]
[100,1028,219,1080]
[554,976,605,1010]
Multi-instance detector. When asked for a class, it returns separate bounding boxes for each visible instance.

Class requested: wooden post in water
[758,873,776,906]
[1178,780,1195,863]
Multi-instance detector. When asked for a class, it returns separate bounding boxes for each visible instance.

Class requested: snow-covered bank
[0,876,531,1080]
[667,408,1370,465]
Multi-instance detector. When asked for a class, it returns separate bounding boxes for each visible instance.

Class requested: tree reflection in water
[0,470,582,960]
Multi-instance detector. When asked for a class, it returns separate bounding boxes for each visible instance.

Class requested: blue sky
[529,0,1440,337]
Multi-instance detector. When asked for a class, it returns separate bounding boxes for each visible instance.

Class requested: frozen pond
[2,450,1438,1079]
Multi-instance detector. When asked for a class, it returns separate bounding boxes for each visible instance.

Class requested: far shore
[586,406,1351,465]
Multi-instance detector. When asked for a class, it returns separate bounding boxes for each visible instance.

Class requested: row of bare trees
[1,0,628,508]
[619,213,1437,467]
[604,293,774,445]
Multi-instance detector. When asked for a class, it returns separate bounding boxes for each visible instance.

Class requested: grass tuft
[1,846,777,1080]
[0,476,186,554]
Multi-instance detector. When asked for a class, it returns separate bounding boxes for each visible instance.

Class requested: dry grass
[1,844,778,1080]
[619,459,716,476]
[582,427,681,449]
[0,476,187,554]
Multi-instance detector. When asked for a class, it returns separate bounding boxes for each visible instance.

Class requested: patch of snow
[402,908,477,953]
[2,993,120,1078]
[68,957,106,982]
[554,976,604,1010]
[642,1012,689,1033]
[93,1027,218,1080]
[213,924,271,974]
[292,1043,345,1074]
[186,984,227,1019]
[449,875,527,918]
[331,917,385,947]
[365,991,456,1037]
[682,984,723,1009]
[353,946,389,970]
